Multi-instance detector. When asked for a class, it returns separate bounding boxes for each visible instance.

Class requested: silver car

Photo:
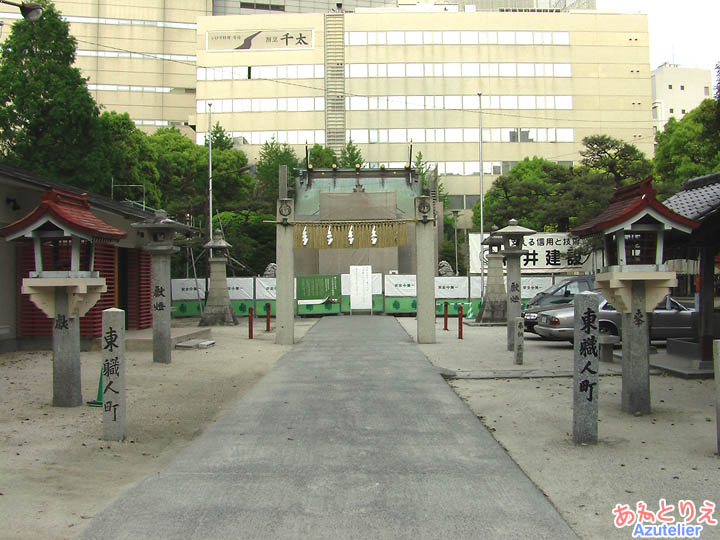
[534,295,696,342]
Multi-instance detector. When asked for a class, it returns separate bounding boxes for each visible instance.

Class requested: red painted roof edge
[572,178,700,237]
[0,188,127,240]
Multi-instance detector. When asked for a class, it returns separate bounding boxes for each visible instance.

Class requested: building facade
[195,6,652,223]
[651,63,713,135]
[1,0,648,227]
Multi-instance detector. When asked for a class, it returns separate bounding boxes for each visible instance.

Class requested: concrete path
[78,316,578,540]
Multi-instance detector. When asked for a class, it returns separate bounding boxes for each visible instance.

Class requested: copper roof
[0,188,127,241]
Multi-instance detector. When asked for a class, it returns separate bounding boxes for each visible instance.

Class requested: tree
[215,210,275,276]
[339,139,364,168]
[654,99,720,197]
[471,157,614,233]
[148,127,207,218]
[580,135,653,189]
[96,111,161,207]
[473,157,556,231]
[0,4,104,189]
[308,143,336,168]
[255,138,300,206]
[205,122,234,151]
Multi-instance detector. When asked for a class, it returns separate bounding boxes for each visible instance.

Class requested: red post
[458,304,464,339]
[443,302,449,331]
[266,302,271,332]
[248,307,254,339]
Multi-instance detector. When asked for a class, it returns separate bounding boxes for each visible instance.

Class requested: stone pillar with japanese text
[513,317,524,365]
[102,308,126,441]
[621,282,651,415]
[148,244,176,364]
[573,292,600,444]
[506,260,522,351]
[52,288,82,407]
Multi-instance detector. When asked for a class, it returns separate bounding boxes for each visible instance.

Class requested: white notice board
[350,265,372,310]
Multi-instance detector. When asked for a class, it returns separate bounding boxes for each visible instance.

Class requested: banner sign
[255,278,277,300]
[435,277,469,299]
[296,274,341,305]
[294,222,408,249]
[469,232,584,274]
[227,278,254,300]
[171,279,205,301]
[469,275,554,299]
[207,30,314,51]
[349,266,372,310]
[384,275,416,297]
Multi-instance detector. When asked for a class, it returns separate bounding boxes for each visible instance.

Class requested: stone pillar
[513,317,524,365]
[148,247,175,364]
[276,198,295,345]
[505,254,522,351]
[102,308,126,441]
[621,282,651,415]
[52,288,82,407]
[573,292,600,444]
[478,252,506,323]
[415,196,436,344]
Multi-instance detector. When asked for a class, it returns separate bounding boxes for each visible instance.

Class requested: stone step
[175,339,216,349]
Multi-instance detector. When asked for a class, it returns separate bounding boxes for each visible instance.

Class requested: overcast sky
[596,0,719,80]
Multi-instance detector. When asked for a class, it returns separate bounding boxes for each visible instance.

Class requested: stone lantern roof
[572,178,699,238]
[0,188,127,242]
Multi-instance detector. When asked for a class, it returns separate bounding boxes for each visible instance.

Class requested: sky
[596,0,719,82]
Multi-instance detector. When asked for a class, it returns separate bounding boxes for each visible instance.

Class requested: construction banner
[294,222,408,249]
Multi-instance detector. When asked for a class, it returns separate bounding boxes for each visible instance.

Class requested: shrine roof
[664,171,720,222]
[572,178,700,237]
[0,188,127,241]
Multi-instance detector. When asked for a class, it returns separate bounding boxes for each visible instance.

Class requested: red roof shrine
[572,178,700,237]
[0,188,127,241]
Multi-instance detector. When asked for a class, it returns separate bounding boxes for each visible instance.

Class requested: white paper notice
[350,265,372,310]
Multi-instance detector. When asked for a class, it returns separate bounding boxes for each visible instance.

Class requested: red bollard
[248,307,254,339]
[443,302,449,331]
[266,302,271,332]
[458,304,464,340]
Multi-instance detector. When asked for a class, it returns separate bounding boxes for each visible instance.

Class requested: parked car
[522,276,594,333]
[534,295,697,342]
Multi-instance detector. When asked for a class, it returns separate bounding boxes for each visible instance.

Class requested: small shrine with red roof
[573,178,700,313]
[1,188,127,318]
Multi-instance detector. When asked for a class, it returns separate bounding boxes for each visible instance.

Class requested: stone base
[199,305,238,326]
[477,300,507,324]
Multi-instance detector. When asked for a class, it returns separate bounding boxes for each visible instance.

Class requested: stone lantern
[573,179,699,414]
[132,210,195,363]
[477,226,507,324]
[495,219,536,350]
[0,189,126,406]
[199,228,238,326]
